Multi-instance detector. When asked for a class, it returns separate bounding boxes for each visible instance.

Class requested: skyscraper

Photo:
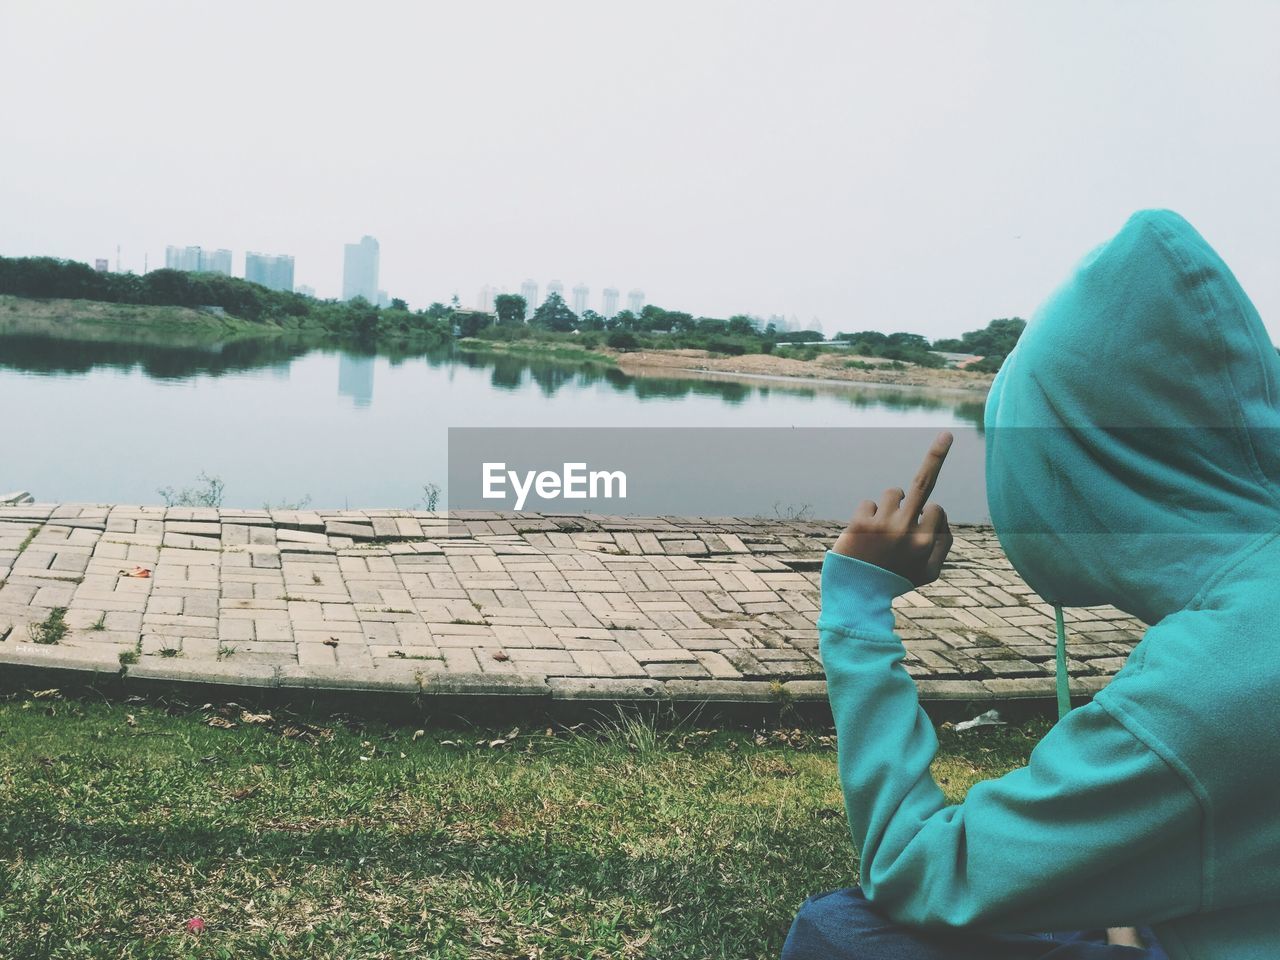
[245,252,295,292]
[601,287,619,317]
[546,280,564,303]
[520,279,538,319]
[627,288,645,314]
[477,285,501,311]
[164,245,232,276]
[342,236,380,302]
[572,283,590,315]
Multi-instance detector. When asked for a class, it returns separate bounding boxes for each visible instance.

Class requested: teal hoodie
[818,210,1280,959]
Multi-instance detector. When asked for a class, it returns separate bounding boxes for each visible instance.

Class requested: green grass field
[0,692,1044,959]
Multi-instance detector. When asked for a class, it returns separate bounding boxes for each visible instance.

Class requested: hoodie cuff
[819,551,914,636]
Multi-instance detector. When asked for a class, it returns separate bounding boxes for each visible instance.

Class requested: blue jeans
[782,888,1169,960]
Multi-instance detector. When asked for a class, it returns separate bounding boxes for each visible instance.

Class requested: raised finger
[854,499,877,519]
[904,431,954,516]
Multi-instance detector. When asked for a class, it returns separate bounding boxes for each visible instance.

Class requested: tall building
[520,279,538,319]
[164,245,232,276]
[94,259,109,273]
[297,284,316,298]
[244,252,295,292]
[601,287,619,317]
[342,235,380,302]
[545,280,564,304]
[572,283,590,315]
[477,285,498,311]
[627,288,645,314]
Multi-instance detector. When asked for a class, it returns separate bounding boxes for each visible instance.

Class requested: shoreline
[1,294,995,395]
[609,348,994,395]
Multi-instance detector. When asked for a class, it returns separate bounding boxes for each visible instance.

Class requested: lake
[0,333,991,520]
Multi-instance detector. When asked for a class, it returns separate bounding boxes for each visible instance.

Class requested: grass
[0,692,1045,958]
[28,606,68,644]
[455,337,618,367]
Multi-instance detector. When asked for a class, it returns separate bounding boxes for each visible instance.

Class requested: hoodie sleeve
[819,550,1204,932]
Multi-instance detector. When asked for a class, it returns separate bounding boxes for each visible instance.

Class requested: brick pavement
[0,505,1146,707]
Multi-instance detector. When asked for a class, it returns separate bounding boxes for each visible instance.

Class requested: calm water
[0,333,990,518]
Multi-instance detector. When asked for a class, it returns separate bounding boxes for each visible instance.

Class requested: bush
[607,331,640,351]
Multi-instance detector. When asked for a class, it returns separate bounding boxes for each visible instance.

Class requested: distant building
[376,290,390,308]
[520,279,538,319]
[164,245,232,276]
[244,252,295,292]
[572,283,590,315]
[627,288,645,314]
[601,287,619,317]
[342,235,380,302]
[93,259,109,273]
[546,280,564,304]
[477,285,498,311]
[297,284,316,298]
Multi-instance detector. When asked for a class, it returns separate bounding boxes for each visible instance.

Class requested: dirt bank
[606,347,995,393]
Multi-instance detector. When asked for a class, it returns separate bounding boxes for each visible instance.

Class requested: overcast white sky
[2,1,1277,338]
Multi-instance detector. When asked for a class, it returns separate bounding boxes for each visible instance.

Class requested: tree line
[0,256,1026,368]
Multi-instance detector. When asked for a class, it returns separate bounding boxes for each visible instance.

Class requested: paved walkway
[0,505,1145,707]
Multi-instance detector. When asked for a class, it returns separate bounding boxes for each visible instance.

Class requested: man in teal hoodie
[782,210,1280,959]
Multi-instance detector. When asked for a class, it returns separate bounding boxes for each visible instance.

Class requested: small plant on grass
[419,482,442,511]
[263,494,313,511]
[90,613,107,632]
[158,646,180,658]
[118,650,138,666]
[17,526,38,554]
[28,608,68,645]
[218,644,237,659]
[158,472,224,508]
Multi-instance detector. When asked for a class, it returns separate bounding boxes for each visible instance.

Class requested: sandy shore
[605,347,995,393]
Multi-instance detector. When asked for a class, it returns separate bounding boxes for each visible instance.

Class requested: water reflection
[337,353,375,408]
[0,329,987,427]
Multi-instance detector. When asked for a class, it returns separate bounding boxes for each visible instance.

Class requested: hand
[832,431,954,587]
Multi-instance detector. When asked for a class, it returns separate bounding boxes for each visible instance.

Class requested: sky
[2,1,1278,339]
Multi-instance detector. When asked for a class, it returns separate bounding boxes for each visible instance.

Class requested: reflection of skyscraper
[342,236,380,302]
[520,279,538,319]
[337,353,375,408]
[627,288,645,314]
[546,280,564,303]
[245,252,295,292]
[601,287,619,317]
[572,283,589,315]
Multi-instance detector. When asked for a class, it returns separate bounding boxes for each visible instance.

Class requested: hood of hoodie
[984,210,1280,624]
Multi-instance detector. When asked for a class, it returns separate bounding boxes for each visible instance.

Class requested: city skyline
[3,4,1279,338]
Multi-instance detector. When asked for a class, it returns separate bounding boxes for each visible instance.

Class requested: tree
[607,330,640,351]
[494,293,527,326]
[578,309,606,331]
[608,309,637,331]
[454,309,493,338]
[530,291,577,332]
[390,298,408,311]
